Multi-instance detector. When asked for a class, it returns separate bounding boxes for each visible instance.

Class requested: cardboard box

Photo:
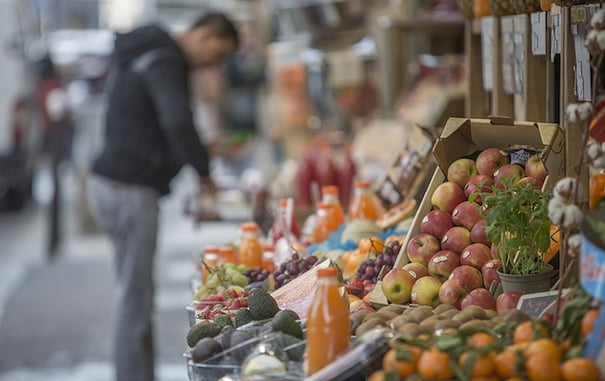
[370,116,565,306]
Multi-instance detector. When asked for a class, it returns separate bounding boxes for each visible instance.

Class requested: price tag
[516,289,571,320]
[570,5,599,101]
[531,12,547,55]
[481,17,495,91]
[513,15,526,94]
[501,16,515,95]
[551,7,561,61]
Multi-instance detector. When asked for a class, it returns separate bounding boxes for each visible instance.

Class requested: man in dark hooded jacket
[87,14,238,381]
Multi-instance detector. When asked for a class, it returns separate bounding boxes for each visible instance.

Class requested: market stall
[181,1,605,380]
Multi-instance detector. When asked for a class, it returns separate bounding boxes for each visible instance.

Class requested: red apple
[406,233,442,266]
[431,182,466,213]
[460,243,492,270]
[518,176,544,190]
[402,262,430,280]
[496,291,523,312]
[420,210,454,240]
[439,278,467,309]
[441,226,472,254]
[481,259,502,289]
[451,201,482,230]
[476,148,510,176]
[428,250,461,279]
[470,219,489,246]
[493,164,525,188]
[464,174,495,204]
[449,265,484,292]
[410,276,443,307]
[381,268,416,304]
[461,288,496,311]
[447,158,478,188]
[524,153,548,182]
[490,243,499,259]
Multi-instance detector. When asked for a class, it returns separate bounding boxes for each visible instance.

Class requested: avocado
[281,334,305,362]
[186,321,222,348]
[220,326,236,349]
[274,309,300,321]
[247,288,280,321]
[190,337,222,363]
[213,314,233,328]
[234,308,254,328]
[271,313,303,339]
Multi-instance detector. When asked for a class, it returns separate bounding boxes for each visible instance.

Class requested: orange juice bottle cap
[278,198,291,207]
[241,222,260,231]
[317,266,338,277]
[354,180,370,189]
[322,186,339,195]
[316,201,332,209]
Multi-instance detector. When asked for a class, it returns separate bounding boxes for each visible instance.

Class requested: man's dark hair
[190,13,239,48]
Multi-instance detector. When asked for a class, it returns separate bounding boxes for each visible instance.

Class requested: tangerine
[525,353,561,381]
[459,351,496,378]
[561,357,601,381]
[525,338,562,361]
[358,237,384,255]
[582,309,600,337]
[417,347,454,380]
[382,345,421,377]
[468,331,496,348]
[513,321,549,344]
[495,349,523,379]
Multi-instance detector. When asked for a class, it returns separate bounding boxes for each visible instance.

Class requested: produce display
[379,147,554,311]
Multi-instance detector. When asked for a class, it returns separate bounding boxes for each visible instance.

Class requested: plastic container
[201,246,219,284]
[238,222,263,269]
[217,246,237,265]
[306,266,350,375]
[262,244,276,273]
[311,202,335,243]
[321,185,346,227]
[348,180,381,221]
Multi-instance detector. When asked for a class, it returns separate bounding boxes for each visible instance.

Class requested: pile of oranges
[369,318,602,381]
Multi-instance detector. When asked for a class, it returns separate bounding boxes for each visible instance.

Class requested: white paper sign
[481,17,495,91]
[501,16,515,95]
[551,7,561,62]
[531,12,547,56]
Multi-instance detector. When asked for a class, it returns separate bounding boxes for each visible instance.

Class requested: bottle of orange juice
[306,266,350,375]
[201,246,219,284]
[321,185,345,227]
[348,180,381,220]
[312,202,336,243]
[238,222,263,268]
[262,244,276,273]
[590,171,605,212]
[217,246,237,265]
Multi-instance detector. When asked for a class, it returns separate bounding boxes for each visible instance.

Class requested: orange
[513,321,549,344]
[417,347,454,380]
[582,309,600,337]
[382,345,421,377]
[525,338,562,361]
[367,370,384,381]
[468,331,496,348]
[470,378,499,381]
[541,225,560,263]
[561,357,601,381]
[495,349,523,379]
[459,351,496,378]
[358,237,384,255]
[525,353,561,381]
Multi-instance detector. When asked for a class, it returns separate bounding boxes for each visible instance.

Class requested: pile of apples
[381,147,548,310]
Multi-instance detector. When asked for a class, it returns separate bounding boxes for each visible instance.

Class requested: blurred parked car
[0,0,41,209]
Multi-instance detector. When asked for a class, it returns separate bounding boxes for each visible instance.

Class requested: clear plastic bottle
[321,185,346,227]
[272,198,301,243]
[238,222,263,269]
[262,244,276,273]
[306,266,350,375]
[348,180,381,220]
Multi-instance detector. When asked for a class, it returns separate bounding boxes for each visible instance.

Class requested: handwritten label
[531,12,546,56]
[516,290,570,319]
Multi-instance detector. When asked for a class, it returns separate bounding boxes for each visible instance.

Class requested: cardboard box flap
[433,117,562,175]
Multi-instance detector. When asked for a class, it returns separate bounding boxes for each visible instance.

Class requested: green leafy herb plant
[477,178,553,275]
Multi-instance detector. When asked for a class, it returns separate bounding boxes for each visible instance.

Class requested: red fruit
[481,259,502,289]
[470,220,489,246]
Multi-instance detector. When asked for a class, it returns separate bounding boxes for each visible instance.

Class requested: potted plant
[477,178,556,293]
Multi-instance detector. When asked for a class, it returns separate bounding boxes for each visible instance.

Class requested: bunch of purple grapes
[273,253,319,289]
[356,240,401,284]
[243,267,271,284]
